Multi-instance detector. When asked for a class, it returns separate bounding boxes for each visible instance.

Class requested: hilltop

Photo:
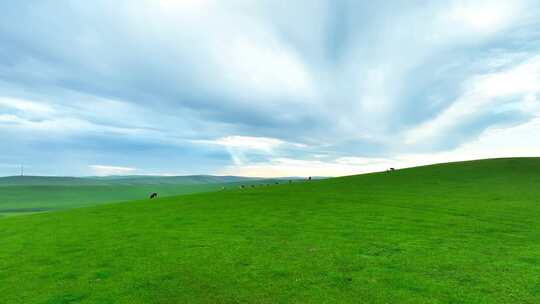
[1,158,540,303]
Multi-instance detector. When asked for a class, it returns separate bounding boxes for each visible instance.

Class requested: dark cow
[150,192,158,199]
[308,176,312,181]
[389,167,396,172]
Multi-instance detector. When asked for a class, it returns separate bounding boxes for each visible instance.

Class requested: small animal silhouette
[150,192,158,199]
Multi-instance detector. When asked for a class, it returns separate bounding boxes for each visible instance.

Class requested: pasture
[0,175,271,217]
[1,158,540,303]
[0,184,217,217]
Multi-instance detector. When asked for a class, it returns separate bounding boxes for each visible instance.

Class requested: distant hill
[0,175,263,186]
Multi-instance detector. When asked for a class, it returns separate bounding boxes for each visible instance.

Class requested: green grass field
[0,176,275,217]
[0,184,219,217]
[1,158,540,303]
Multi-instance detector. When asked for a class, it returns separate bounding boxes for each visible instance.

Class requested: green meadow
[0,184,216,217]
[0,176,267,217]
[1,158,540,303]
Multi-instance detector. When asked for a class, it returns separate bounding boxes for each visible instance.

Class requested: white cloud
[157,0,213,13]
[195,135,305,166]
[0,97,55,117]
[443,117,540,158]
[201,136,286,152]
[442,0,521,35]
[473,58,540,97]
[0,95,183,144]
[222,117,540,177]
[89,165,137,176]
[219,157,401,178]
[335,157,393,166]
[216,36,314,101]
[405,55,540,145]
[0,114,134,136]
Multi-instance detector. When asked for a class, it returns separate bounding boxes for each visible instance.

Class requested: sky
[1,0,540,177]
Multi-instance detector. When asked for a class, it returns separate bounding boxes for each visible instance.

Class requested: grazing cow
[150,192,158,199]
[389,167,396,172]
[308,176,312,181]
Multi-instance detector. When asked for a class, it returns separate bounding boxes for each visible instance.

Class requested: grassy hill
[0,175,275,217]
[1,158,540,303]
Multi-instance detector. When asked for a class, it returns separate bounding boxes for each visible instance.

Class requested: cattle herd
[149,171,397,199]
[233,177,314,190]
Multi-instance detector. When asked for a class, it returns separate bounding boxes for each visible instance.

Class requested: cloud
[404,54,540,147]
[220,157,401,178]
[199,136,286,152]
[1,1,540,176]
[89,165,137,176]
[222,117,540,177]
[0,97,54,116]
[195,135,307,166]
[441,0,521,35]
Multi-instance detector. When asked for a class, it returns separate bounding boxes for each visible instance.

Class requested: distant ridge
[0,175,264,186]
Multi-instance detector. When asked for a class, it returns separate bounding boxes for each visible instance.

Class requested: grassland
[0,176,269,217]
[1,158,540,303]
[0,184,219,217]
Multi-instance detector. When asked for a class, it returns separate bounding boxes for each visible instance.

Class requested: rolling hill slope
[0,175,280,217]
[1,158,540,303]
